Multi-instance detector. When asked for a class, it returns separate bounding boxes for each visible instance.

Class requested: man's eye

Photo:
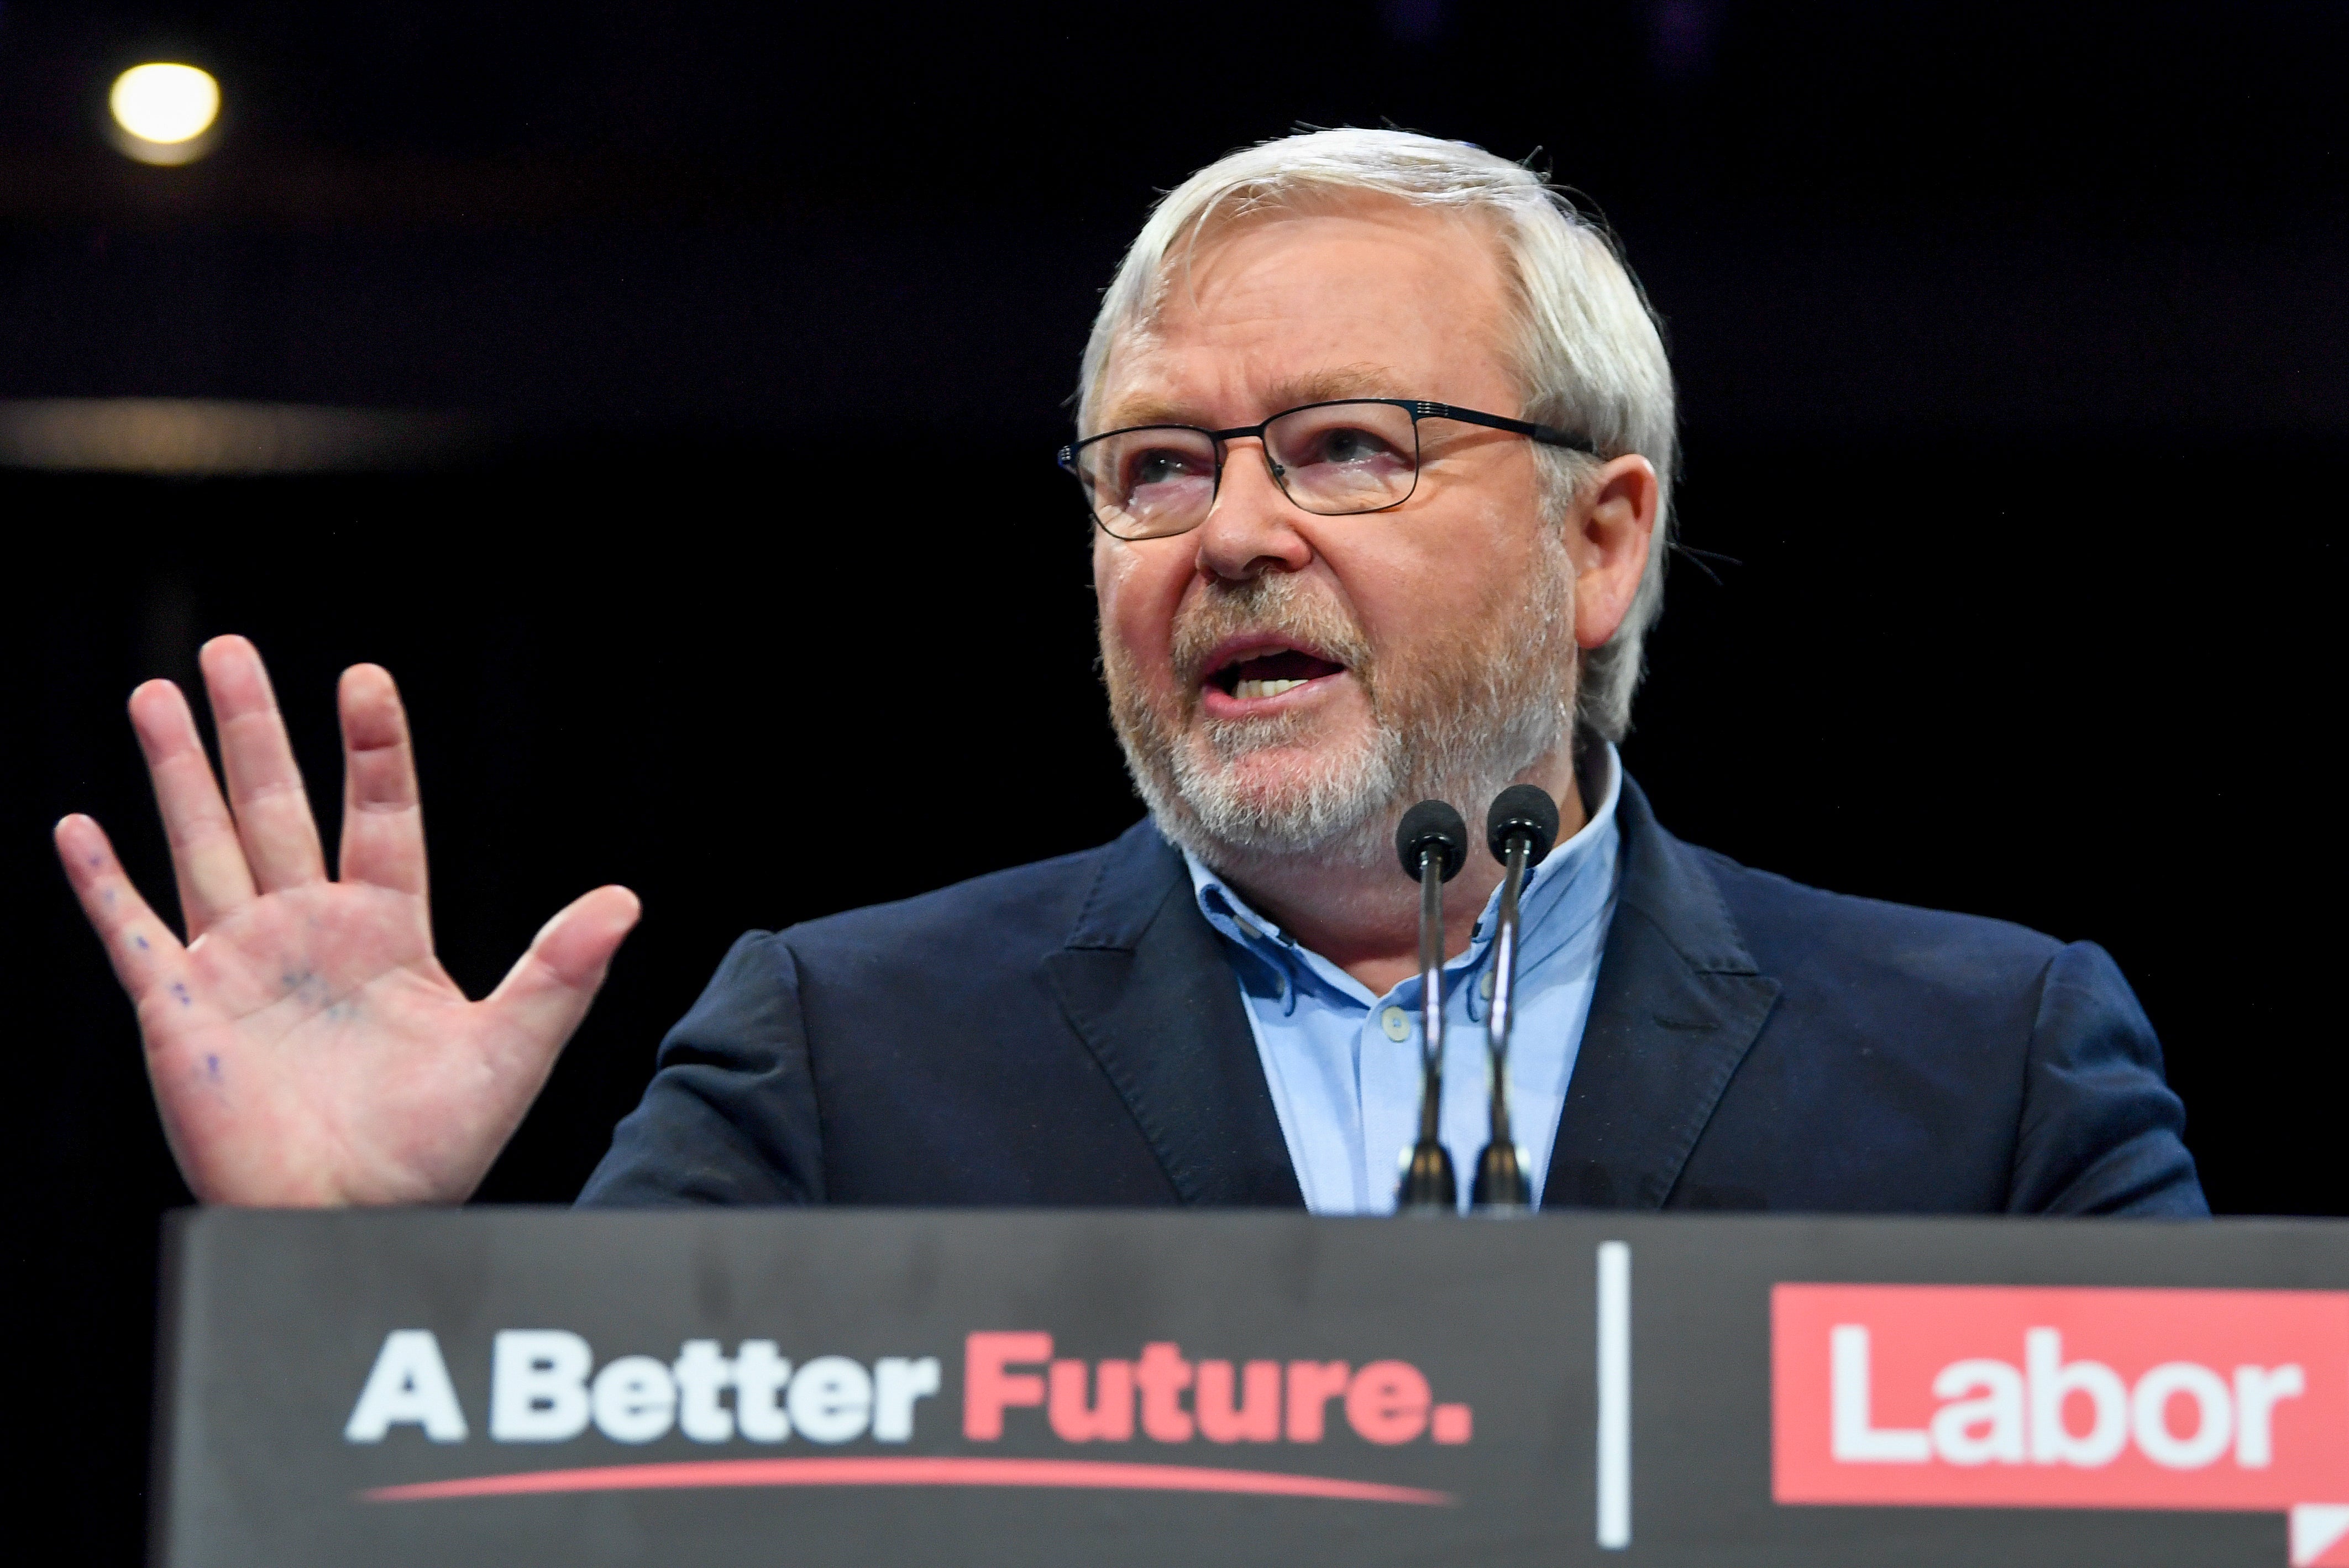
[1308,427,1402,466]
[1128,448,1207,490]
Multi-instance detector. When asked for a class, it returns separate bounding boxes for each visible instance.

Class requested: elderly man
[54,129,2203,1215]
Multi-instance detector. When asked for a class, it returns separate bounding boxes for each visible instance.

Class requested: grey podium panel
[154,1210,2349,1567]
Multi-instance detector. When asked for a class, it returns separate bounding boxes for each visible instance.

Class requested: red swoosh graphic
[364,1456,1453,1506]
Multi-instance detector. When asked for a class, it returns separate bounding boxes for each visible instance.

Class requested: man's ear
[1568,455,1660,651]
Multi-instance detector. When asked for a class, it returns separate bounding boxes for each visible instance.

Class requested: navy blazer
[579,778,2205,1214]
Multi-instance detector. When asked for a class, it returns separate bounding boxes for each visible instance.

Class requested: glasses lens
[1076,426,1218,539]
[1263,402,1419,515]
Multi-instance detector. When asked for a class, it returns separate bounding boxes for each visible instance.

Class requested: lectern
[154,1210,2349,1566]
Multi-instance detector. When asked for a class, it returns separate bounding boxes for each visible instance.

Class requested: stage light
[109,64,221,165]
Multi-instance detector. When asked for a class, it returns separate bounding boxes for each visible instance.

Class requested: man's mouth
[1202,640,1350,704]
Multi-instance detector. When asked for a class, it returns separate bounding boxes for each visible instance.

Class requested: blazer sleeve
[2005,940,2208,1216]
[575,931,826,1206]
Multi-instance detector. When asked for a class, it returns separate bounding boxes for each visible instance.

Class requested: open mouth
[1204,643,1349,702]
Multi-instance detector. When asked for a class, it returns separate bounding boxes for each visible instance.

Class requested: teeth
[1234,678,1308,700]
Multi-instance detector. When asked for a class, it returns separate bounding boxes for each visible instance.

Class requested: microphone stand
[1473,785,1559,1213]
[1393,800,1466,1214]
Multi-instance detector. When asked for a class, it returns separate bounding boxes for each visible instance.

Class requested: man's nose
[1193,437,1314,580]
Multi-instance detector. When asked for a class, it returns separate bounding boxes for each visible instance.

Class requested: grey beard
[1104,538,1580,874]
[1161,705,1408,868]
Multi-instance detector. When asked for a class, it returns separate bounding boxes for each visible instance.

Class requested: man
[53,129,2204,1215]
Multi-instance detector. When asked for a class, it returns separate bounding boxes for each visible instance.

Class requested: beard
[1102,532,1580,875]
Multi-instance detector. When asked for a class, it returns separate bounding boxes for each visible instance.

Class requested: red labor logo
[1773,1284,2349,1566]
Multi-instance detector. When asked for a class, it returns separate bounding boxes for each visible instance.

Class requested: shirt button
[1381,1006,1412,1042]
[1480,971,1496,999]
[1234,918,1262,941]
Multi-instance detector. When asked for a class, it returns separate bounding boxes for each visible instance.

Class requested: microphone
[1472,784,1560,1213]
[1393,800,1467,1214]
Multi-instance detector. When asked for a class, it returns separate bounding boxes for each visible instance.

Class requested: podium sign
[154,1210,2349,1567]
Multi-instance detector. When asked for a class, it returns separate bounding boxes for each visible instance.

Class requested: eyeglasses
[1058,398,1594,542]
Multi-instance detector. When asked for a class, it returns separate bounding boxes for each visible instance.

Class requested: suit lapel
[1041,822,1305,1208]
[1544,779,1781,1210]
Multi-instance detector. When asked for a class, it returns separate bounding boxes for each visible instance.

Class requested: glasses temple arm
[1411,402,1597,455]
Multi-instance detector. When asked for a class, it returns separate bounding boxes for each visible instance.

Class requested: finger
[337,663,428,899]
[201,636,328,893]
[54,813,188,1004]
[129,678,258,937]
[481,887,642,1067]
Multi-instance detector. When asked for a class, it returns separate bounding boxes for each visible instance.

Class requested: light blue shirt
[1178,744,1624,1214]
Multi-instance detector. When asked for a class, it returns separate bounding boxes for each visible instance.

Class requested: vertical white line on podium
[1596,1240,1631,1549]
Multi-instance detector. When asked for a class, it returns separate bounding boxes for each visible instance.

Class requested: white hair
[1078,127,1676,742]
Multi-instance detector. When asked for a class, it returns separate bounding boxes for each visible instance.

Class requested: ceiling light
[109,64,221,165]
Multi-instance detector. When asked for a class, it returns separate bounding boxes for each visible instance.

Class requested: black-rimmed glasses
[1057,398,1593,541]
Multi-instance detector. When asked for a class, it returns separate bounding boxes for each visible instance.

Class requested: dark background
[2,1,2342,1559]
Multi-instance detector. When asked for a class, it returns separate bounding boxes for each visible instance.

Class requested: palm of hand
[144,883,489,1205]
[57,638,638,1207]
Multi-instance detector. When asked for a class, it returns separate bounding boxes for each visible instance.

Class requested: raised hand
[53,636,639,1206]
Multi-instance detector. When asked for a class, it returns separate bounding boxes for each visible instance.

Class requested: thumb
[482,885,642,1056]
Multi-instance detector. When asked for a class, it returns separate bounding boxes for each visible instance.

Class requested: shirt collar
[1178,742,1624,1013]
